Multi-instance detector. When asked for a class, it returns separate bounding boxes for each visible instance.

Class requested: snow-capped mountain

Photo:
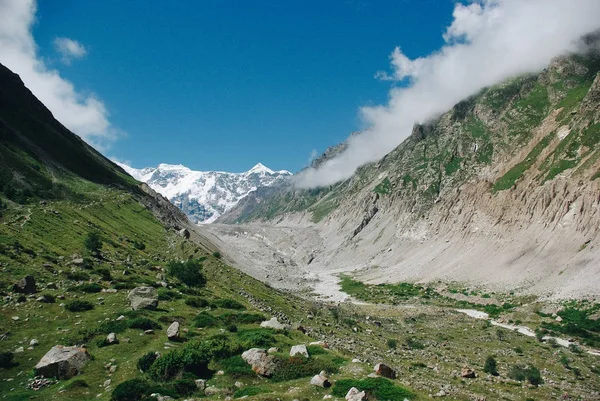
[116,162,292,224]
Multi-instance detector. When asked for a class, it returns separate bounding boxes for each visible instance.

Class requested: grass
[374,177,392,195]
[331,377,415,399]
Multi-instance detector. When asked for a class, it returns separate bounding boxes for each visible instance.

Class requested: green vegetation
[65,300,95,312]
[484,355,499,376]
[167,259,206,288]
[332,377,415,399]
[84,231,102,254]
[374,177,392,194]
[509,364,544,386]
[271,355,341,382]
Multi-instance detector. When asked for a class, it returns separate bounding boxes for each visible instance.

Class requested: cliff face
[213,54,600,298]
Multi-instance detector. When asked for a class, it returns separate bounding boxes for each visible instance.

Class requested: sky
[0,0,456,173]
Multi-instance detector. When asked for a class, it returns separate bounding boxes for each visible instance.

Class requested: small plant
[0,352,15,368]
[568,343,583,354]
[514,346,523,355]
[509,364,543,386]
[128,317,161,330]
[137,352,157,372]
[77,283,102,293]
[84,231,102,254]
[484,356,499,376]
[212,298,245,310]
[65,300,94,312]
[193,312,221,328]
[387,338,398,349]
[547,337,559,348]
[405,337,425,350]
[212,251,221,259]
[167,259,206,288]
[185,296,209,308]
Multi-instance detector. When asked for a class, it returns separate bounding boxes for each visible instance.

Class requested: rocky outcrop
[260,317,290,330]
[346,387,367,401]
[241,348,278,377]
[34,345,91,379]
[13,275,36,294]
[127,286,159,310]
[290,344,309,358]
[374,362,397,379]
[310,371,331,388]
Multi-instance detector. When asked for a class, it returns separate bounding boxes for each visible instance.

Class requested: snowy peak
[115,161,292,224]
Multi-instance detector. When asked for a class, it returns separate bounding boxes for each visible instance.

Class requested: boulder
[290,344,309,358]
[461,366,476,378]
[107,333,118,344]
[167,322,180,340]
[260,317,290,330]
[195,379,206,390]
[241,348,278,377]
[34,345,91,379]
[127,286,159,310]
[346,387,367,401]
[374,362,396,379]
[178,228,190,239]
[310,373,331,388]
[309,340,329,348]
[13,276,36,294]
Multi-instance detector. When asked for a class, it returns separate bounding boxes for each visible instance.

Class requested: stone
[14,346,24,353]
[13,275,36,294]
[195,379,206,390]
[310,373,331,388]
[267,347,279,354]
[72,258,84,265]
[116,315,126,321]
[290,344,309,358]
[103,379,111,387]
[30,339,39,346]
[127,286,159,310]
[35,345,91,379]
[107,333,118,344]
[346,387,367,401]
[374,362,396,379]
[260,317,290,330]
[309,340,329,348]
[178,228,190,239]
[241,348,278,377]
[167,321,180,340]
[145,329,154,335]
[461,367,476,378]
[204,386,225,396]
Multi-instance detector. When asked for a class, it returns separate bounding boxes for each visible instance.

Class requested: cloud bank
[295,0,600,188]
[0,0,117,149]
[54,37,87,64]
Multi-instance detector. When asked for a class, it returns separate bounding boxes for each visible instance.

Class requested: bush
[227,324,238,333]
[0,352,15,368]
[167,259,206,288]
[172,376,196,396]
[387,338,397,349]
[65,300,94,312]
[233,386,270,398]
[111,378,149,401]
[77,283,102,293]
[158,288,182,301]
[509,364,544,386]
[306,345,327,355]
[220,312,265,325]
[66,271,90,281]
[271,356,339,382]
[185,296,209,308]
[212,298,245,310]
[84,231,102,254]
[237,328,276,348]
[332,377,415,399]
[212,251,221,259]
[128,317,161,330]
[137,352,157,372]
[41,293,56,303]
[94,268,112,281]
[405,337,425,350]
[193,312,221,328]
[484,356,498,376]
[220,355,255,378]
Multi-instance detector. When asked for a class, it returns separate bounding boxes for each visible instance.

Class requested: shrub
[84,231,102,254]
[65,379,89,389]
[137,351,157,372]
[128,317,161,330]
[172,376,196,396]
[0,352,15,368]
[484,356,499,376]
[332,377,415,399]
[387,338,397,349]
[233,386,270,398]
[132,241,146,251]
[306,345,327,355]
[219,312,265,325]
[167,259,206,288]
[220,355,255,378]
[212,251,221,259]
[158,288,182,301]
[405,337,425,350]
[509,364,544,386]
[65,300,94,312]
[41,294,56,303]
[237,328,276,348]
[185,296,209,308]
[77,283,102,293]
[66,271,90,281]
[193,312,221,328]
[227,324,238,333]
[111,378,149,401]
[94,268,112,280]
[271,356,339,382]
[212,298,245,310]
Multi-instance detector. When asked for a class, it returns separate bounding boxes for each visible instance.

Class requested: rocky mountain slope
[117,162,291,223]
[214,52,600,299]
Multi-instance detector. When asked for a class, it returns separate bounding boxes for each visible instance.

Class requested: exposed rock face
[167,321,180,340]
[127,286,159,310]
[241,348,278,377]
[13,276,36,294]
[34,345,91,379]
[346,387,367,401]
[290,344,309,358]
[260,317,290,330]
[374,362,396,379]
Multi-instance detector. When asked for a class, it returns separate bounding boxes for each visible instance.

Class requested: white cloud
[54,37,87,64]
[295,0,600,188]
[0,0,118,150]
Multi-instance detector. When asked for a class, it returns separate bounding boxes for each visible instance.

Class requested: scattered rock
[14,346,24,353]
[167,321,180,340]
[195,379,206,390]
[461,367,476,378]
[374,362,396,379]
[260,317,290,330]
[145,329,154,335]
[290,344,309,358]
[309,340,329,348]
[127,286,159,310]
[34,345,91,379]
[13,276,36,294]
[346,387,367,401]
[107,333,118,344]
[241,348,278,377]
[26,376,57,391]
[310,373,331,388]
[30,339,39,347]
[178,228,190,239]
[204,386,225,396]
[267,347,279,354]
[116,315,126,321]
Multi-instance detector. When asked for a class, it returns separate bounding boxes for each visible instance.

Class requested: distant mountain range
[116,162,291,223]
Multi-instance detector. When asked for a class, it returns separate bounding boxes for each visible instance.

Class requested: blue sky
[32,0,455,172]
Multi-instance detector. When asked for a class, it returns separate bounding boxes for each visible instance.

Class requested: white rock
[290,344,309,358]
